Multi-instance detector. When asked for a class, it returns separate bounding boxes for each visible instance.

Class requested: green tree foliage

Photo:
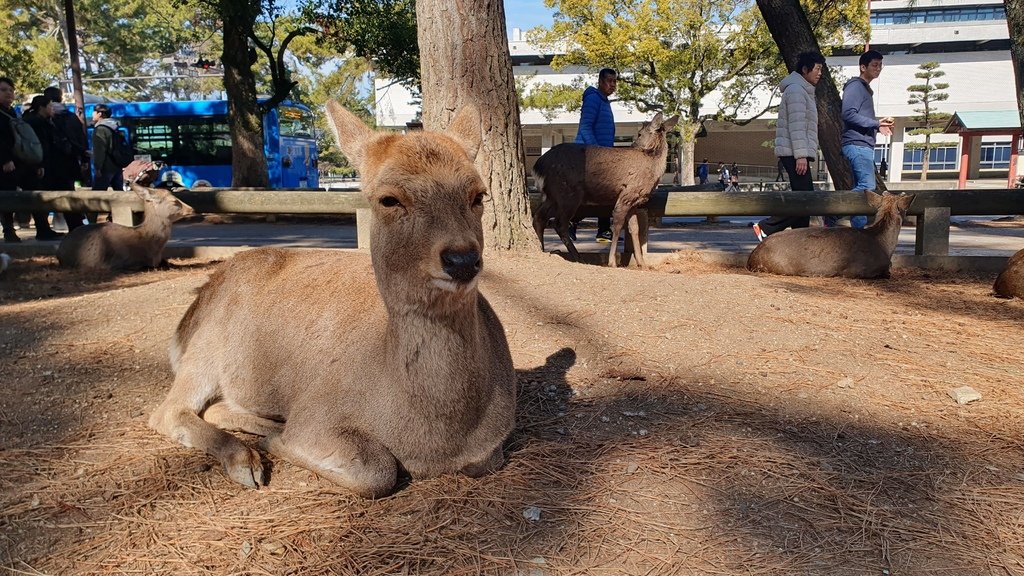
[517,73,585,121]
[906,61,951,181]
[302,0,420,90]
[528,0,868,183]
[0,0,214,98]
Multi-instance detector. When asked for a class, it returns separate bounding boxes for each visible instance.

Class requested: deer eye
[380,196,402,208]
[472,192,486,207]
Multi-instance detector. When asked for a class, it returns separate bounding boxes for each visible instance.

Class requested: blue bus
[83,99,319,189]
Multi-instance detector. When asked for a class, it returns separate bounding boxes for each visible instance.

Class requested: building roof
[944,110,1022,133]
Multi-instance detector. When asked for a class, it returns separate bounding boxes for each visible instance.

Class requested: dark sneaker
[3,231,21,243]
[36,230,65,241]
[596,229,613,243]
[752,223,767,242]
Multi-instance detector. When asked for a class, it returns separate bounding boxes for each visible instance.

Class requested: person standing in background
[91,104,124,193]
[573,68,617,243]
[698,158,709,184]
[43,86,87,230]
[837,49,893,228]
[752,51,826,241]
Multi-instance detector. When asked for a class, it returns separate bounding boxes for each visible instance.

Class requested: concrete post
[915,206,951,256]
[356,208,372,250]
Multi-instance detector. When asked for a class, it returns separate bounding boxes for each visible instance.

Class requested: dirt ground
[1,249,1023,575]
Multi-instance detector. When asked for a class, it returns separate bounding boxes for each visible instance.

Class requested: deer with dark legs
[532,112,679,268]
[56,183,194,271]
[148,101,516,498]
[747,191,915,278]
[993,247,1024,298]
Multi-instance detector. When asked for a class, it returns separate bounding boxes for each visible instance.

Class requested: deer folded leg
[262,428,398,499]
[149,405,266,488]
[202,401,284,436]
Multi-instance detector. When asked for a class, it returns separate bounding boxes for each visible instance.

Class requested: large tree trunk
[415,0,536,251]
[221,0,270,188]
[1007,0,1024,131]
[755,0,887,192]
[678,121,700,186]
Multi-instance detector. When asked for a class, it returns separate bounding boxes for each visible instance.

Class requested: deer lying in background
[993,247,1024,298]
[149,101,516,498]
[56,184,194,272]
[532,112,680,268]
[747,191,915,278]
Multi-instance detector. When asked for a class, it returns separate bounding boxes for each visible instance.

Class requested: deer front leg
[608,204,632,267]
[262,427,398,499]
[150,402,266,488]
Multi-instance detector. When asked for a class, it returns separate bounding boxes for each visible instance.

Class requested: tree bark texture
[1006,0,1024,130]
[221,0,270,188]
[755,0,886,192]
[415,0,536,251]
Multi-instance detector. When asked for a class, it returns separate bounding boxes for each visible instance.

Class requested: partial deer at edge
[993,247,1024,298]
[148,101,517,498]
[532,112,679,268]
[747,191,915,279]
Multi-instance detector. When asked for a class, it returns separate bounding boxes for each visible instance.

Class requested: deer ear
[325,100,376,171]
[662,115,680,131]
[897,193,916,211]
[448,105,482,161]
[651,112,664,126]
[865,190,883,208]
[130,183,155,201]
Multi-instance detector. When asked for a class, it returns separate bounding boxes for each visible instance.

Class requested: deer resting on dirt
[56,184,194,271]
[993,247,1024,298]
[747,191,915,278]
[532,112,679,268]
[148,101,516,498]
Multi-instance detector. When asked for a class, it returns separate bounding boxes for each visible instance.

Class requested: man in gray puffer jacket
[752,51,826,241]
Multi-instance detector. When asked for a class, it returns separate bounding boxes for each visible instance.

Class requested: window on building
[980,142,1011,169]
[870,5,1006,25]
[874,143,890,165]
[902,146,959,171]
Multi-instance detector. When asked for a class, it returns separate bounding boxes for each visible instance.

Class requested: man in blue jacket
[573,68,617,243]
[839,50,893,228]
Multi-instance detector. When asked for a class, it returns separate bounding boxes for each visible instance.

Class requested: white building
[374,0,1020,184]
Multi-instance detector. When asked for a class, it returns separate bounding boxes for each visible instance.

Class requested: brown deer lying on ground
[747,191,915,278]
[148,101,516,498]
[532,112,679,268]
[993,247,1024,298]
[56,184,194,271]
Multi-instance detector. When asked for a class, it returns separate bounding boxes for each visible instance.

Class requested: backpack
[1,109,44,165]
[100,124,134,168]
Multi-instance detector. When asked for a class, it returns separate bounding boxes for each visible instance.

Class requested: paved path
[161,216,1024,257]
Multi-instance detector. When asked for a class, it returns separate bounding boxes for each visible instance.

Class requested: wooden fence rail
[1,187,1021,256]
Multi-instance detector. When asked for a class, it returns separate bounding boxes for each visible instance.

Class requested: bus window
[279,106,313,138]
[128,116,232,166]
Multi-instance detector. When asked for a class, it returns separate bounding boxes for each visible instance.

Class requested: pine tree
[906,61,951,181]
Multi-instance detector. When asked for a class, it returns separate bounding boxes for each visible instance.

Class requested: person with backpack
[43,86,88,230]
[20,95,65,240]
[91,103,129,194]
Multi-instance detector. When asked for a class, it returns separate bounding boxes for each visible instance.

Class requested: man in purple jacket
[838,50,893,228]
[572,68,617,243]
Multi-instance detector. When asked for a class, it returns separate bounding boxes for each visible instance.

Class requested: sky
[503,0,557,36]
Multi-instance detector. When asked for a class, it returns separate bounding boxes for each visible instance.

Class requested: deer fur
[56,184,194,271]
[148,101,516,498]
[993,247,1024,298]
[747,191,915,279]
[532,112,679,268]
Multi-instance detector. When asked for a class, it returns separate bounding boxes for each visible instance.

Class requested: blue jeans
[841,144,874,229]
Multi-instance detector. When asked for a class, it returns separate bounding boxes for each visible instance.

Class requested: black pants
[757,156,812,236]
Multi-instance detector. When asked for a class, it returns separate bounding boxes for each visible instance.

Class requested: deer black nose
[441,249,481,282]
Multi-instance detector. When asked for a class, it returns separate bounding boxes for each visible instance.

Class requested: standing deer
[532,112,679,268]
[747,191,915,278]
[149,101,516,498]
[56,184,194,271]
[993,247,1024,298]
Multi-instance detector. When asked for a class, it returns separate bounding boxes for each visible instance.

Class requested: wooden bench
[1,187,1020,257]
